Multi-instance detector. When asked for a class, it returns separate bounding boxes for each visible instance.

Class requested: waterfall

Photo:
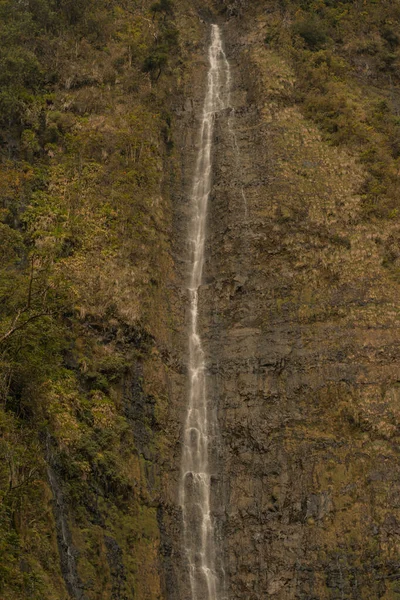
[179,24,230,600]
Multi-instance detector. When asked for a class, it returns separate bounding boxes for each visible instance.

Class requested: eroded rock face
[185,13,400,600]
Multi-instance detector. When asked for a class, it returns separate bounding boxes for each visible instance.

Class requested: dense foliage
[3,0,400,596]
[260,0,400,219]
[0,0,184,597]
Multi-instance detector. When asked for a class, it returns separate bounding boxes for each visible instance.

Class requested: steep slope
[200,2,400,598]
[2,0,400,599]
[0,1,205,598]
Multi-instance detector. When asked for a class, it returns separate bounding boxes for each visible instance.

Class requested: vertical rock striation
[180,24,230,600]
[197,12,400,600]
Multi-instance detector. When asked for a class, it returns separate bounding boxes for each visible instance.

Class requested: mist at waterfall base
[179,25,230,600]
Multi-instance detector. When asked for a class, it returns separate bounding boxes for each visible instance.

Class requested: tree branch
[0,311,53,345]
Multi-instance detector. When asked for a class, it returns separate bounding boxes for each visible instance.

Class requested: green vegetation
[4,0,400,596]
[262,0,400,218]
[0,0,185,597]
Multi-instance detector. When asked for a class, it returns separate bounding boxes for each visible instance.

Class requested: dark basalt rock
[160,6,400,599]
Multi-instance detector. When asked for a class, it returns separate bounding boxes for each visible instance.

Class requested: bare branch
[0,311,53,345]
[27,255,35,309]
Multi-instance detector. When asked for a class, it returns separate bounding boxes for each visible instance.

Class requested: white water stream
[179,24,230,600]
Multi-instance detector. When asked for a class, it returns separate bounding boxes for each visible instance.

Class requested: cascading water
[179,24,230,600]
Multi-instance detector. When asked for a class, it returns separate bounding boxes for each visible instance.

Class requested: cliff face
[0,1,202,597]
[2,0,400,599]
[197,6,400,599]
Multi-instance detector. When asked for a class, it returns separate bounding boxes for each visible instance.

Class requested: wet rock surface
[47,457,87,600]
[188,14,400,600]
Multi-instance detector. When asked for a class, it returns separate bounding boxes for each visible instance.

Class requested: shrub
[293,16,328,50]
[150,0,173,15]
[142,50,168,80]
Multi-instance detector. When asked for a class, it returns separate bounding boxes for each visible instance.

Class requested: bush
[142,50,168,80]
[293,16,328,50]
[150,0,173,15]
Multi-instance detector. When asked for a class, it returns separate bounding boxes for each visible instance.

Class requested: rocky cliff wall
[194,8,400,599]
[0,1,206,597]
[2,0,400,598]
